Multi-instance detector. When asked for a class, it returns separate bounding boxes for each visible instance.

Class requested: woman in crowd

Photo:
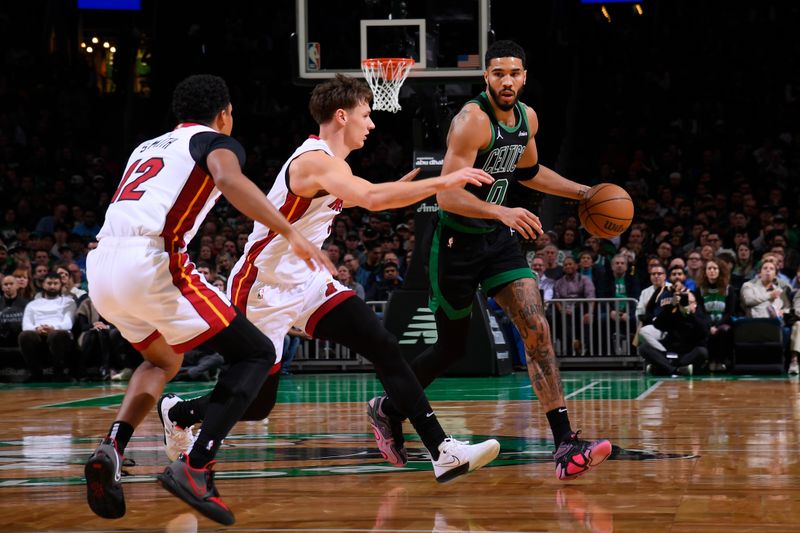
[697,259,737,372]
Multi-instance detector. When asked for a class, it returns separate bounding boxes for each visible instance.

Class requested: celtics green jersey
[439,92,531,233]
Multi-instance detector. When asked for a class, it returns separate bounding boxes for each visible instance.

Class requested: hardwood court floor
[1,371,799,532]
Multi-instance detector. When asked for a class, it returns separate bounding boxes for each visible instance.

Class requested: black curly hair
[485,39,526,68]
[171,74,231,124]
[308,74,373,125]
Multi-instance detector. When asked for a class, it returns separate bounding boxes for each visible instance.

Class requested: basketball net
[361,58,415,113]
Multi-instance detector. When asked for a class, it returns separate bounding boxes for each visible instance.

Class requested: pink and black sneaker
[554,431,612,481]
[367,395,408,466]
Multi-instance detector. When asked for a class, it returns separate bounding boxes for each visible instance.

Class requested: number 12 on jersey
[111,157,165,203]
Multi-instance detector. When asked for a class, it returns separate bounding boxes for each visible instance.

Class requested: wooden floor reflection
[1,372,799,532]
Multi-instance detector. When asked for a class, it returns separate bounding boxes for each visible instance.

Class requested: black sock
[546,407,573,447]
[106,420,134,455]
[169,396,209,428]
[408,411,446,461]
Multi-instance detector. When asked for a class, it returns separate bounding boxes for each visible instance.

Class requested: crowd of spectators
[0,2,798,380]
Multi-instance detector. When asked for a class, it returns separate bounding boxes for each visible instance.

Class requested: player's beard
[488,85,517,111]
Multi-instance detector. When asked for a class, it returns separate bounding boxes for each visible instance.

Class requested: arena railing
[291,298,640,372]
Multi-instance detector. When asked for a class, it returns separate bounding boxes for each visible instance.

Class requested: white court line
[636,380,664,400]
[564,380,598,399]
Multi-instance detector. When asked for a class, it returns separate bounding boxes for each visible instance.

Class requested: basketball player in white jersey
[83,74,334,526]
[159,74,501,483]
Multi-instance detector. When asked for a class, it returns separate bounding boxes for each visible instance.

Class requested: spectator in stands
[789,290,800,376]
[0,274,29,347]
[280,326,310,376]
[740,261,791,319]
[75,296,133,380]
[71,208,101,239]
[325,242,343,267]
[215,251,234,280]
[196,262,216,284]
[560,228,581,259]
[336,264,365,300]
[542,244,563,280]
[577,250,604,286]
[686,251,704,281]
[366,261,403,301]
[732,243,756,289]
[343,231,364,263]
[356,243,383,290]
[698,259,737,372]
[636,263,669,326]
[18,272,77,381]
[12,267,35,301]
[598,253,641,336]
[655,241,673,266]
[31,264,49,295]
[530,256,554,302]
[55,262,87,302]
[639,284,709,376]
[553,256,596,355]
[669,257,697,291]
[583,235,609,273]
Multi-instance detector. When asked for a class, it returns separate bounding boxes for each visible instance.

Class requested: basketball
[578,183,634,238]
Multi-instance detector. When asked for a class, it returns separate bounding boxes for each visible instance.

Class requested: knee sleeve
[240,372,281,421]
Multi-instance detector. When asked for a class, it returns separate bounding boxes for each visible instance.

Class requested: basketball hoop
[361,58,415,113]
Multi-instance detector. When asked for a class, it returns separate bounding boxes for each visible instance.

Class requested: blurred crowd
[0,2,798,380]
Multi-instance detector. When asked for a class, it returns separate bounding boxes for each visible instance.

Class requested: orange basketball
[578,183,634,238]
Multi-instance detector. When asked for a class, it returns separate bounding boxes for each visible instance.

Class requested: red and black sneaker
[554,432,612,481]
[157,453,234,526]
[85,437,126,519]
[367,395,408,467]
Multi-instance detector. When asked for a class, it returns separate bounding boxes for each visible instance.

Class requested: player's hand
[286,231,337,275]
[496,206,543,240]
[440,168,494,189]
[397,168,421,182]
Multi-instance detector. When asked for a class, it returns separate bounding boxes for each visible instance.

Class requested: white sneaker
[431,437,500,483]
[157,393,196,461]
[789,359,799,376]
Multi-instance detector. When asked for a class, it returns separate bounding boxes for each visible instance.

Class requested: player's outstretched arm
[294,153,493,212]
[207,149,336,274]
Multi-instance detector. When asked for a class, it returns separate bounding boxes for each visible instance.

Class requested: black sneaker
[85,438,125,519]
[157,454,234,525]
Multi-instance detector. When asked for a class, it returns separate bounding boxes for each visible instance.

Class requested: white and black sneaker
[157,393,196,461]
[431,437,500,483]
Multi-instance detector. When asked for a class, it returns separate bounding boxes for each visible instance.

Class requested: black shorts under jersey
[426,214,534,320]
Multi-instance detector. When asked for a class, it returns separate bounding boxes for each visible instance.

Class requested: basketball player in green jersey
[369,40,612,480]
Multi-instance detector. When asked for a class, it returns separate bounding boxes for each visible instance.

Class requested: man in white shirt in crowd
[18,271,76,381]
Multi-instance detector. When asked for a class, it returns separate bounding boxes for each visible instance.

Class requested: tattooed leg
[495,278,565,411]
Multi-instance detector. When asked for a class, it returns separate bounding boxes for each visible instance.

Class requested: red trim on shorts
[270,362,282,376]
[171,320,227,353]
[305,290,356,337]
[131,330,162,351]
[229,192,312,311]
[169,251,237,330]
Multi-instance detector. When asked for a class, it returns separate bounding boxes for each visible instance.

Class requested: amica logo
[399,307,438,345]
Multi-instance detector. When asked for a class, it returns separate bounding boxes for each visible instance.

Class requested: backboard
[294,0,490,82]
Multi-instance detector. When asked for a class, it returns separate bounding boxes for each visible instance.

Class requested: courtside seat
[731,318,784,374]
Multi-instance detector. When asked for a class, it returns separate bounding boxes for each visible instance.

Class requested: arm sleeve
[189,132,247,174]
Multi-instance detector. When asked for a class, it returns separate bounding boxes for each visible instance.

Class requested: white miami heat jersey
[229,136,343,304]
[97,124,231,253]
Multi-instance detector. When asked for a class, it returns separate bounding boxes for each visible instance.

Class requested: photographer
[638,287,709,376]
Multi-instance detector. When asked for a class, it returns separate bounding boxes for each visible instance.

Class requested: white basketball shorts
[87,237,236,352]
